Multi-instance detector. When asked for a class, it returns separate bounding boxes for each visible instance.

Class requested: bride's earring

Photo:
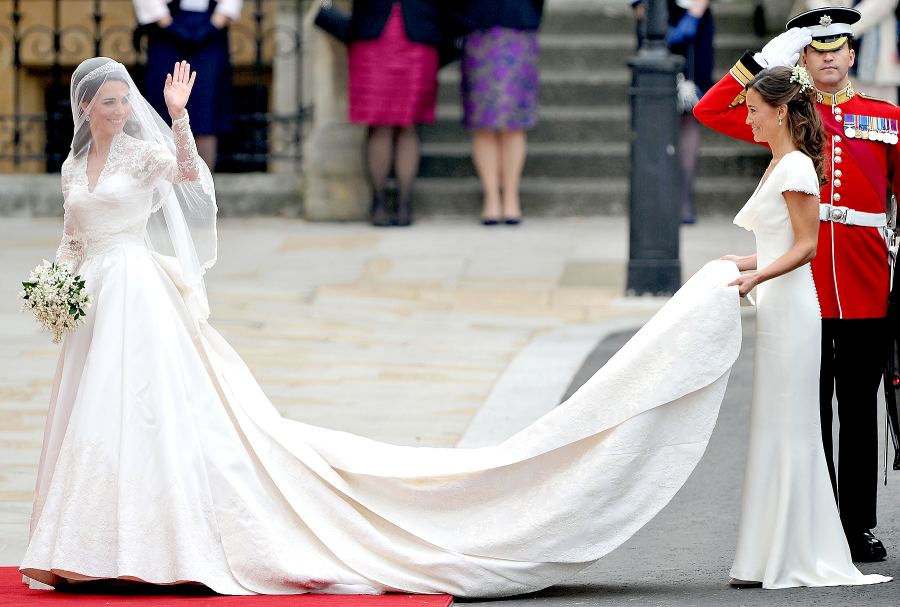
[85,114,91,122]
[778,114,783,126]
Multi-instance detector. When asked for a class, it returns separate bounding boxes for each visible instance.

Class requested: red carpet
[0,568,454,607]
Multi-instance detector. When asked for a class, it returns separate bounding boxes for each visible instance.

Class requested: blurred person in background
[632,0,714,224]
[347,0,452,227]
[134,0,241,171]
[457,0,544,226]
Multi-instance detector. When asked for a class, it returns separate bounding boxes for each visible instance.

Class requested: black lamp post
[626,0,684,295]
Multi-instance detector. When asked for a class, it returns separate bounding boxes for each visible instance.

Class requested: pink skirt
[348,3,439,126]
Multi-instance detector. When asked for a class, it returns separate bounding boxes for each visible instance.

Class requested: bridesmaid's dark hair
[746,66,826,184]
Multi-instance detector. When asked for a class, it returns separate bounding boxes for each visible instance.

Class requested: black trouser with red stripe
[820,317,890,535]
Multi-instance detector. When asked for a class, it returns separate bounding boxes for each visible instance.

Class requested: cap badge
[819,14,833,27]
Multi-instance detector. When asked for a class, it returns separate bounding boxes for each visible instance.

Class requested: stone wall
[301,0,369,221]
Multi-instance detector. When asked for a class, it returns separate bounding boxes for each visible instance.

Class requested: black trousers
[820,317,889,534]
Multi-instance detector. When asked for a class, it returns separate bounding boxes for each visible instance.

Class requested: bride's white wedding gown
[20,122,744,596]
[729,150,889,588]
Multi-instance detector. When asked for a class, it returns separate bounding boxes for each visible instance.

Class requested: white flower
[790,65,814,94]
[19,262,92,344]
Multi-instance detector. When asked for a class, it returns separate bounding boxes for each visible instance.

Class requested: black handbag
[314,0,351,44]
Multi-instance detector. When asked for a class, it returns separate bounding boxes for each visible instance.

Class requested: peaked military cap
[787,7,861,52]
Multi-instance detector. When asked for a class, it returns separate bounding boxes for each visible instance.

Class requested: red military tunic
[694,52,898,319]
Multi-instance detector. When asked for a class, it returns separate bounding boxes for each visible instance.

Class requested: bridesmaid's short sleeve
[779,152,820,198]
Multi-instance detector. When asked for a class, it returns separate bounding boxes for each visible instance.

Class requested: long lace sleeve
[170,113,201,183]
[56,161,85,271]
[55,210,84,272]
[144,112,202,188]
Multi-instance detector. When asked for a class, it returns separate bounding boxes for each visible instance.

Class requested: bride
[16,57,886,596]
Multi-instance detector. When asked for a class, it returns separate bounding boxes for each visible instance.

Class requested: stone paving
[0,216,752,567]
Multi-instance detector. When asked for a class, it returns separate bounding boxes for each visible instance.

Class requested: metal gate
[0,0,309,172]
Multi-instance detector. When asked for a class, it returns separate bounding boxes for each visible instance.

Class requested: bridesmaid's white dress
[730,150,890,588]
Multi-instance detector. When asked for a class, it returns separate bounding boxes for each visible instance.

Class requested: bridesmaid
[347,0,451,227]
[721,66,889,589]
[457,0,543,225]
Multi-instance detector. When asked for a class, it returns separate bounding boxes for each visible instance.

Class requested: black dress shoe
[728,577,762,588]
[848,530,887,562]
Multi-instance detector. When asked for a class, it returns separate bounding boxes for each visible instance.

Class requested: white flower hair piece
[790,65,814,94]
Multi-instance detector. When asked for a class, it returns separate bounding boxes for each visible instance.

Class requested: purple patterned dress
[460,27,540,130]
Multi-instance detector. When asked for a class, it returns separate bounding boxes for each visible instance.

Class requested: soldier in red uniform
[694,7,898,562]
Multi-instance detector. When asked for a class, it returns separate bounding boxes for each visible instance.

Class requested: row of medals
[842,114,899,145]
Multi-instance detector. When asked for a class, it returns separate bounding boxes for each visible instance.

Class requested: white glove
[754,27,813,69]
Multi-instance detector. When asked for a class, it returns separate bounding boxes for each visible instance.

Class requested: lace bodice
[55,114,202,269]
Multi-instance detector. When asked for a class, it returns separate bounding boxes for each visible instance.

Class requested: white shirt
[132,0,243,25]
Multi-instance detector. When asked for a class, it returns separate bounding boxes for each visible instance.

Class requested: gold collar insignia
[816,82,855,105]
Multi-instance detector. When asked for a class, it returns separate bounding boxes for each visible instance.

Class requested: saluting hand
[756,27,812,69]
[164,60,197,120]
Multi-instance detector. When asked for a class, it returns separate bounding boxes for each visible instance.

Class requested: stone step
[0,172,761,219]
[425,105,759,147]
[437,69,629,107]
[410,176,759,217]
[437,63,754,111]
[533,33,760,73]
[424,106,629,144]
[418,142,770,180]
[539,2,758,37]
[0,174,304,218]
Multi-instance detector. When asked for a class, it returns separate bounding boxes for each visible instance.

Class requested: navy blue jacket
[457,0,544,33]
[666,0,714,94]
[350,0,450,46]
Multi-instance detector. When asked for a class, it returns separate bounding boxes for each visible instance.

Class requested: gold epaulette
[857,91,896,106]
[727,52,763,107]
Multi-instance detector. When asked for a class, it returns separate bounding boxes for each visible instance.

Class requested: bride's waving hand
[163,60,196,120]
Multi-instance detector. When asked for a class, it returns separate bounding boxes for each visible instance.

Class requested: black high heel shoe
[394,191,413,227]
[370,193,391,227]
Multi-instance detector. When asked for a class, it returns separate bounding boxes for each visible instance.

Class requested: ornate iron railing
[0,0,310,172]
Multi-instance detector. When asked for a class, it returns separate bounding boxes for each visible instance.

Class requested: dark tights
[367,126,420,203]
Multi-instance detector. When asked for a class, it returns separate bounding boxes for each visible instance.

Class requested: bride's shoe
[728,577,762,588]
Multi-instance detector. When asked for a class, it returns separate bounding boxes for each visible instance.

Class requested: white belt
[819,204,887,228]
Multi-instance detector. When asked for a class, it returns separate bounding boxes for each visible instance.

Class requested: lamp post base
[626,258,681,296]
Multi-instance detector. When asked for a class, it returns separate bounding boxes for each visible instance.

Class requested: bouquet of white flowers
[19,261,92,344]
